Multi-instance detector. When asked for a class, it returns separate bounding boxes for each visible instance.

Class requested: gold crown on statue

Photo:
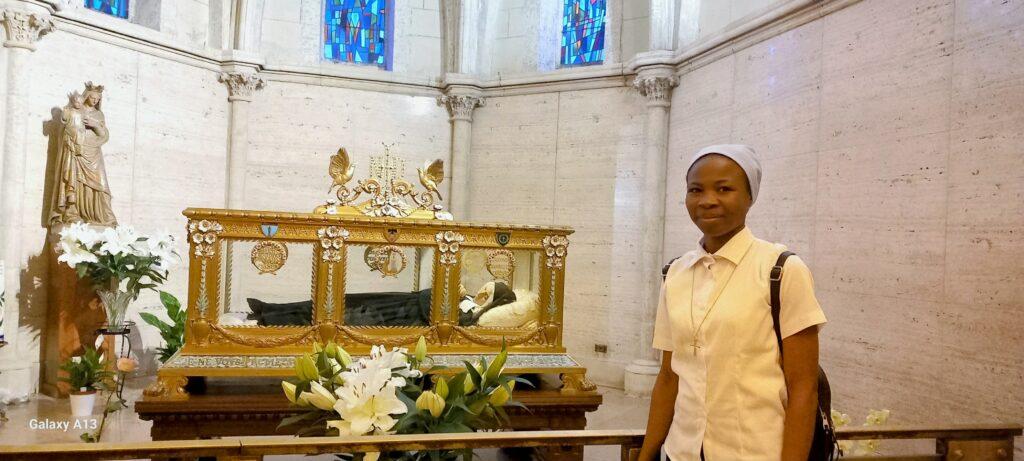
[84,81,105,94]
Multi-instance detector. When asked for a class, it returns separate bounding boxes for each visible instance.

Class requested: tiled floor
[0,377,651,460]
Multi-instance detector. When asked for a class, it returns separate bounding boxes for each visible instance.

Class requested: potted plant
[55,222,178,332]
[60,347,113,417]
[139,291,186,363]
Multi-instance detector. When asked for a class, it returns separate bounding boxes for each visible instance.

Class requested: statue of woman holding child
[49,81,117,226]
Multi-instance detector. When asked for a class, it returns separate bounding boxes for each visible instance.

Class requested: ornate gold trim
[452,326,544,347]
[251,241,288,274]
[560,372,597,394]
[324,147,447,219]
[542,235,569,269]
[436,230,464,266]
[143,375,189,401]
[485,249,515,283]
[188,219,224,258]
[317,225,349,262]
[209,323,319,348]
[363,245,408,277]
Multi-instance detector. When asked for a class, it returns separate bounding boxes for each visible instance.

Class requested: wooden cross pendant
[690,337,701,356]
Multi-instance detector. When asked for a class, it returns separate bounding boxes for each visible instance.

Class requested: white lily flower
[57,241,98,266]
[99,227,134,256]
[333,383,407,436]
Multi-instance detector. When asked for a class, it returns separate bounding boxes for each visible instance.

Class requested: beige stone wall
[665,0,1023,440]
[468,87,647,386]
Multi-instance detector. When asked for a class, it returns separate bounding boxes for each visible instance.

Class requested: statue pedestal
[41,226,113,398]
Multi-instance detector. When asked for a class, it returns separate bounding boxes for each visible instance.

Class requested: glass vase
[96,289,132,332]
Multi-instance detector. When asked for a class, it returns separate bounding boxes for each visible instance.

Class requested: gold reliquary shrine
[147,147,593,400]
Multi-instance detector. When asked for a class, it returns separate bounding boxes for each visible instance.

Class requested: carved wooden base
[143,375,190,401]
[559,372,597,395]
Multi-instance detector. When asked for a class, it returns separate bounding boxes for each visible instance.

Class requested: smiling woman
[639,145,828,461]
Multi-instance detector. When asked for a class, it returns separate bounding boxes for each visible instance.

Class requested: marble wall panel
[745,151,817,261]
[946,0,1024,312]
[814,133,948,301]
[469,93,559,224]
[819,0,954,151]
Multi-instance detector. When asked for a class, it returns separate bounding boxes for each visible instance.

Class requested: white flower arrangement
[281,339,523,461]
[56,222,180,330]
[56,222,179,297]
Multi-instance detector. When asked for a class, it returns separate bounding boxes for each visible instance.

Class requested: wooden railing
[0,424,1018,460]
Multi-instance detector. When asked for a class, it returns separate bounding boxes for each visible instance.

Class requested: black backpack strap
[771,251,841,460]
[770,251,795,354]
[662,256,682,281]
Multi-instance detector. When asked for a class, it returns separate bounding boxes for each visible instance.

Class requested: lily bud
[463,374,476,394]
[303,381,338,411]
[295,354,319,382]
[415,390,445,418]
[484,349,507,383]
[414,336,427,363]
[282,381,298,404]
[312,343,323,353]
[434,377,449,399]
[335,347,353,368]
[488,382,513,406]
[325,342,340,360]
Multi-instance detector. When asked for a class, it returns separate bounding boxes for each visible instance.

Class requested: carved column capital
[218,72,266,102]
[437,94,485,122]
[2,10,55,51]
[633,73,678,108]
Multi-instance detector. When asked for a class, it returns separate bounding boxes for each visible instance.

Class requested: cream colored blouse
[653,227,827,461]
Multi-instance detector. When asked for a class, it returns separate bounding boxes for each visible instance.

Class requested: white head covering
[685,144,762,204]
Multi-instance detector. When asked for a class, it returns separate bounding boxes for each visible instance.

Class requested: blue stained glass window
[561,0,606,66]
[84,0,129,19]
[323,0,393,70]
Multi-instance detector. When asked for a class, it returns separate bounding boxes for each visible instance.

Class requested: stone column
[437,91,483,219]
[0,8,54,364]
[218,72,265,209]
[624,66,678,397]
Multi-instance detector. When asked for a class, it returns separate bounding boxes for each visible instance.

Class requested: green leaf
[139,312,169,331]
[463,361,482,388]
[277,411,322,431]
[160,291,181,317]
